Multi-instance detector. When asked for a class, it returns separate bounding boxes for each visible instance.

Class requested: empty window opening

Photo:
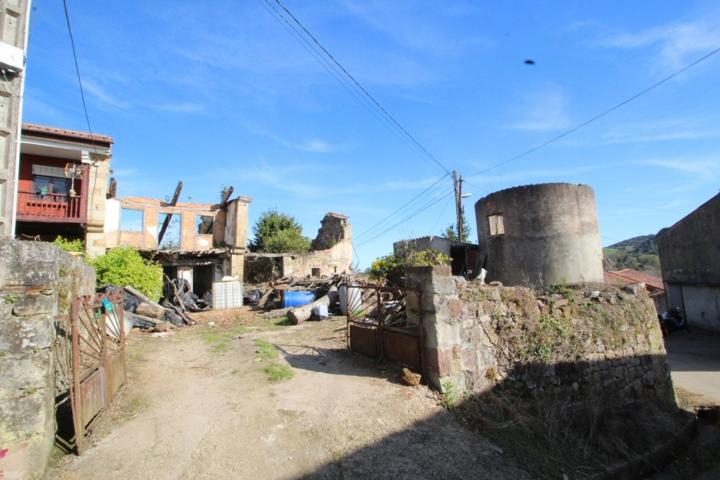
[121,208,144,232]
[311,267,321,277]
[196,215,214,235]
[158,213,181,250]
[488,214,504,236]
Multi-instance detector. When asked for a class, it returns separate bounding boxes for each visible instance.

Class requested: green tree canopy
[441,211,472,243]
[250,210,311,253]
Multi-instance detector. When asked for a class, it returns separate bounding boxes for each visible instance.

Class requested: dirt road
[50,315,528,480]
[665,331,720,405]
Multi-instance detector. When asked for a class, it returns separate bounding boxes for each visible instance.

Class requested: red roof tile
[604,269,664,291]
[22,123,113,145]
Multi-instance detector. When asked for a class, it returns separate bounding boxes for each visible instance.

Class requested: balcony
[16,191,86,223]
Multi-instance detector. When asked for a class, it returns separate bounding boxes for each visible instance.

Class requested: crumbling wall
[0,240,95,480]
[406,266,674,407]
[244,213,352,282]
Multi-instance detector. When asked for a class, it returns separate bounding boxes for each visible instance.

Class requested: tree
[441,211,472,243]
[250,210,311,253]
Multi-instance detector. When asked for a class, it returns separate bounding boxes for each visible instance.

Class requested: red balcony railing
[16,191,85,223]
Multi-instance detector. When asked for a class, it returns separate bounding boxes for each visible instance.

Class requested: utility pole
[453,170,464,242]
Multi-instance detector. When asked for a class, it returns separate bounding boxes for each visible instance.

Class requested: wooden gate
[55,289,127,453]
[346,284,424,375]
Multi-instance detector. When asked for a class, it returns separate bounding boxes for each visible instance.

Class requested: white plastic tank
[339,283,362,315]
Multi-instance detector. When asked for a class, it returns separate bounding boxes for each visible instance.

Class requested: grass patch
[273,316,293,327]
[264,362,294,382]
[200,325,247,353]
[254,338,279,359]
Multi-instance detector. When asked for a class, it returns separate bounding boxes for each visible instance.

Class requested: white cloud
[508,87,571,131]
[82,79,130,110]
[150,102,206,114]
[599,17,720,68]
[638,158,719,177]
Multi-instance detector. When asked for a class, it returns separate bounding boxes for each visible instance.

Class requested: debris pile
[248,275,346,324]
[123,285,195,332]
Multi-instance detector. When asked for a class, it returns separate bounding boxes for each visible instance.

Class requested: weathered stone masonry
[406,265,675,407]
[0,240,94,480]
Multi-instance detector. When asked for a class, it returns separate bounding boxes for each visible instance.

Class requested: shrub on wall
[370,249,451,281]
[91,247,163,301]
[53,236,85,255]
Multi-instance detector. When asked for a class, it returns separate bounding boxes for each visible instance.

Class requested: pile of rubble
[245,275,346,324]
[122,285,196,333]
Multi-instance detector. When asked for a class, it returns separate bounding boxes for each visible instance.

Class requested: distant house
[656,193,720,332]
[393,235,480,279]
[604,268,667,314]
[15,124,113,257]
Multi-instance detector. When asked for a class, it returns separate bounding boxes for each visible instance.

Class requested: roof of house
[22,123,114,145]
[604,269,664,291]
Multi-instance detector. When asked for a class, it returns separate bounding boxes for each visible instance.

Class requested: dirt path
[49,314,528,480]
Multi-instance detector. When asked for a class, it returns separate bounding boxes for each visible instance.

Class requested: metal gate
[346,284,424,375]
[55,289,127,453]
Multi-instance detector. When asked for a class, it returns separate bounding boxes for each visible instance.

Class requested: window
[33,175,70,199]
[158,213,181,250]
[120,208,144,232]
[196,215,214,235]
[488,214,504,236]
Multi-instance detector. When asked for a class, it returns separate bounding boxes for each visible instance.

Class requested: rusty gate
[346,284,424,376]
[55,289,127,453]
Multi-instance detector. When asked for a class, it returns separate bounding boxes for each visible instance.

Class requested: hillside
[603,234,661,276]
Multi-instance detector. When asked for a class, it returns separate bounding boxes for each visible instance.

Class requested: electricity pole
[453,170,464,242]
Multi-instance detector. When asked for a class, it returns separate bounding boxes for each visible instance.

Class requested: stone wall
[0,240,95,480]
[405,266,674,407]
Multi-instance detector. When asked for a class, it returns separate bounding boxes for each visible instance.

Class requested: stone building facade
[474,183,604,287]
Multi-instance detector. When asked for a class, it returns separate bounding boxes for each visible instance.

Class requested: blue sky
[24,0,720,267]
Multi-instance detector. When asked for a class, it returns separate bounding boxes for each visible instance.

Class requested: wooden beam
[157,181,183,245]
[220,186,234,208]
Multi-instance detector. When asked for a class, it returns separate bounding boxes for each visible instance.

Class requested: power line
[354,173,449,241]
[357,189,454,246]
[474,45,720,176]
[271,0,451,175]
[62,0,93,135]
[256,0,415,152]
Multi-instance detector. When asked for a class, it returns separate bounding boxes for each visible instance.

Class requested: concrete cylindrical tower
[474,183,603,287]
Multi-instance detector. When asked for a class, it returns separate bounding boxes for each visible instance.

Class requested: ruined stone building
[104,194,251,299]
[244,212,352,282]
[657,192,720,332]
[13,124,112,257]
[474,183,604,287]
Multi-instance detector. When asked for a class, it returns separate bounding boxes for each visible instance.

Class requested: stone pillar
[0,240,95,479]
[405,265,466,393]
[84,155,111,258]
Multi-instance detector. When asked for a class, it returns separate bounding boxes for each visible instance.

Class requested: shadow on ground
[291,353,696,480]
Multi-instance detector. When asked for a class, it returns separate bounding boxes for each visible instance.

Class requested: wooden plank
[157,181,183,244]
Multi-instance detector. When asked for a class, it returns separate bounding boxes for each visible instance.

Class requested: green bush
[369,249,451,281]
[91,247,163,301]
[53,236,85,254]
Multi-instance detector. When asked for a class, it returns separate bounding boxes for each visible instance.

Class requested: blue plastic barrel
[283,290,315,308]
